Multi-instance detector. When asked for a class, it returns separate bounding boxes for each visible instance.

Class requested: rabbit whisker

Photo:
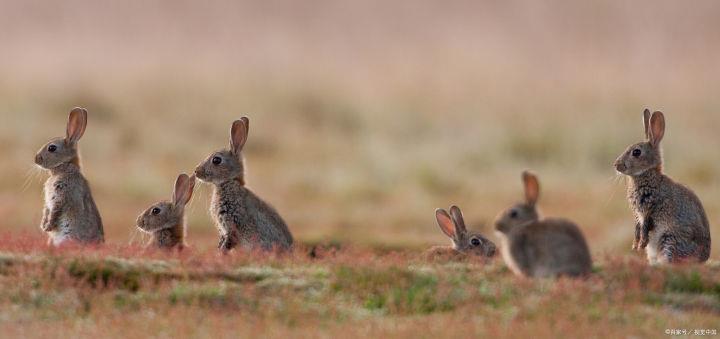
[20,166,43,193]
[128,227,140,245]
[602,172,625,207]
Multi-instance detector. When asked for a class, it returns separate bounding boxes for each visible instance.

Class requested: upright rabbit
[195,117,293,252]
[34,108,104,246]
[423,205,496,260]
[136,174,195,250]
[494,171,592,278]
[614,109,711,264]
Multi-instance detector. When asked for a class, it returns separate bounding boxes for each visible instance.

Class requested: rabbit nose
[614,161,626,172]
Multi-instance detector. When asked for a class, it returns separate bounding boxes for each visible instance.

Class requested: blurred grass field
[1,0,720,337]
[2,0,719,255]
[0,238,718,338]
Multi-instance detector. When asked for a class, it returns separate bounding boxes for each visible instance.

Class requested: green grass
[0,245,718,338]
[1,1,720,337]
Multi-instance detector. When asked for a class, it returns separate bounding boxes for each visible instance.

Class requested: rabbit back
[631,175,711,264]
[212,181,293,250]
[421,246,468,262]
[503,218,591,278]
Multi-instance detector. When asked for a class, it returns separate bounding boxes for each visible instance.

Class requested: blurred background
[0,0,718,255]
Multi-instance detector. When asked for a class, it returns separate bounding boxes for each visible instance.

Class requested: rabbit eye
[212,156,222,165]
[632,149,641,157]
[151,207,161,215]
[48,144,57,153]
[471,238,481,246]
[509,210,519,218]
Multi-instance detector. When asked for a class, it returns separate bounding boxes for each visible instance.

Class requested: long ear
[448,205,467,237]
[522,170,540,207]
[66,107,88,144]
[173,174,195,207]
[435,208,456,239]
[229,117,249,155]
[643,108,651,140]
[648,111,665,147]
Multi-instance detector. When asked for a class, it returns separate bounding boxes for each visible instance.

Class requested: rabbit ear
[448,205,467,237]
[648,111,665,147]
[522,170,540,207]
[229,117,249,155]
[66,107,88,145]
[173,174,195,207]
[435,208,456,240]
[643,108,651,140]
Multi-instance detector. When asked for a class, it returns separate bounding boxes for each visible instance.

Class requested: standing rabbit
[194,117,293,252]
[136,174,195,250]
[614,109,711,264]
[423,205,496,260]
[34,108,104,246]
[494,171,592,278]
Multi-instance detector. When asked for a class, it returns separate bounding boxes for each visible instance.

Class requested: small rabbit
[494,171,592,278]
[423,205,496,260]
[136,174,195,250]
[194,117,293,252]
[614,109,711,264]
[34,107,104,246]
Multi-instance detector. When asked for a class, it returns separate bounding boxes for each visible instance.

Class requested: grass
[0,236,718,338]
[1,0,720,337]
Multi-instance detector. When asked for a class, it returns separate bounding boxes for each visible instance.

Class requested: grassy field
[0,0,719,337]
[0,237,718,338]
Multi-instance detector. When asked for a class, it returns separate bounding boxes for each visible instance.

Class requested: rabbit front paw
[218,235,228,250]
[40,220,56,232]
[218,234,237,253]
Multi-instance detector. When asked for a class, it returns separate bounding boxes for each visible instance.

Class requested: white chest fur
[497,232,524,276]
[43,179,55,210]
[645,221,669,265]
[44,178,70,243]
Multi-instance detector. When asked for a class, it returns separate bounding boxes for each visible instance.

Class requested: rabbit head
[614,109,665,176]
[34,108,87,170]
[494,171,541,234]
[136,174,195,233]
[435,205,496,257]
[195,118,249,185]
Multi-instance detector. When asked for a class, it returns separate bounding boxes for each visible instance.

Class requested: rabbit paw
[218,234,237,253]
[40,221,55,232]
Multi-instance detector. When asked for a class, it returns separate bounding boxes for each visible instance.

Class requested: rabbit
[135,174,195,250]
[614,109,711,264]
[423,205,496,261]
[494,171,592,278]
[194,117,293,252]
[34,107,104,246]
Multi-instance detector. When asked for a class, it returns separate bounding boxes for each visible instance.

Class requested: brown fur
[35,108,104,246]
[148,223,185,250]
[136,174,195,250]
[615,110,711,264]
[494,171,593,278]
[421,246,471,262]
[195,118,293,252]
[424,206,496,260]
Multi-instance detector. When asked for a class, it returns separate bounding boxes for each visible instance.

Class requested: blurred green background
[0,0,718,255]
